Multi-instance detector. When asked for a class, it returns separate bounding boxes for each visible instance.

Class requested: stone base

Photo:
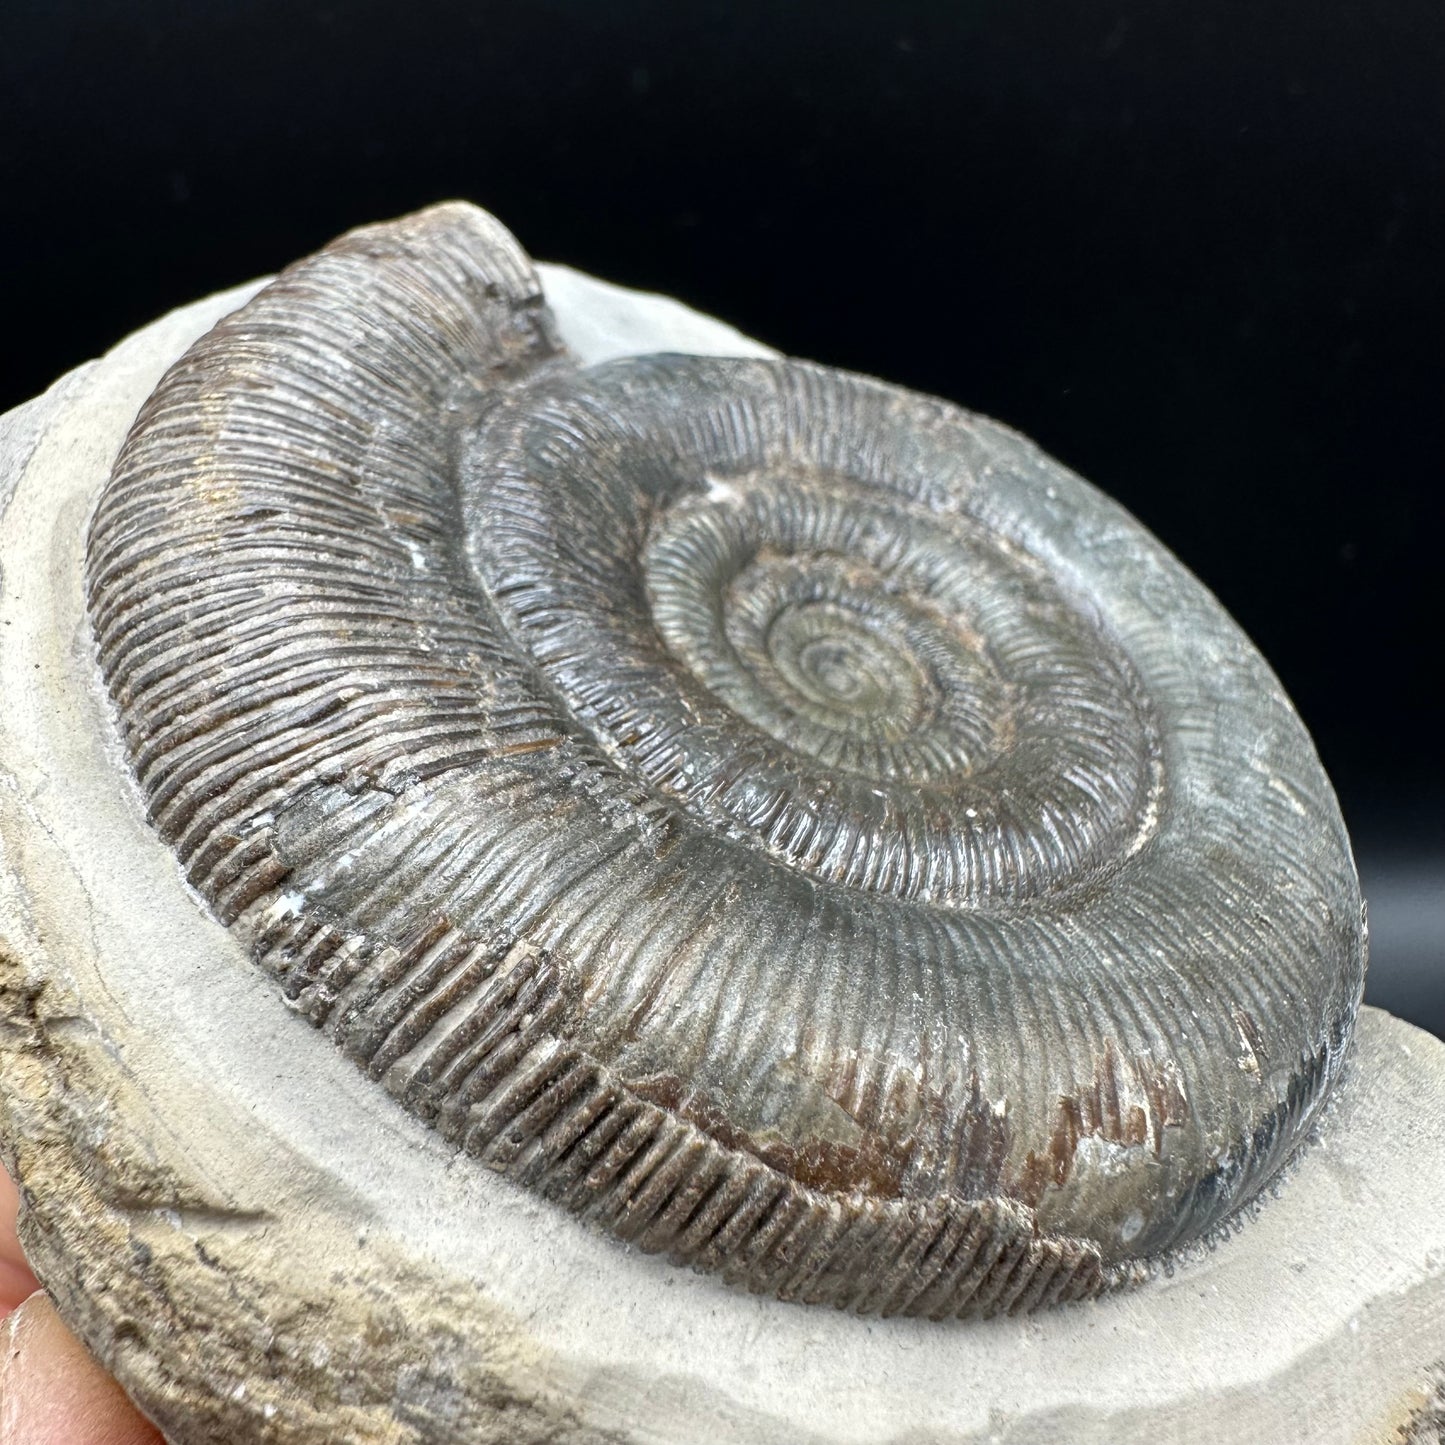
[1,274,1442,1445]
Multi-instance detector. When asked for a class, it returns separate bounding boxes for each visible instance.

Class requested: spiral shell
[84,203,1364,1317]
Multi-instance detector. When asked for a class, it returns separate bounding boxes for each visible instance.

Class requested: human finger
[0,1167,39,1318]
[0,1289,165,1445]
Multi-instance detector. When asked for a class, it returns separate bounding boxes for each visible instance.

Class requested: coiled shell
[84,203,1364,1317]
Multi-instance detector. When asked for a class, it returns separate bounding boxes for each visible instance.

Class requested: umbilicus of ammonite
[85,203,1364,1319]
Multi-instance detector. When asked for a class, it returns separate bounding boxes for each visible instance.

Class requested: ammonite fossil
[84,202,1364,1319]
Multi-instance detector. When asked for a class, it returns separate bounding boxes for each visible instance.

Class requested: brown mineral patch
[1012,1044,1191,1206]
[629,1071,911,1199]
[1391,1363,1445,1444]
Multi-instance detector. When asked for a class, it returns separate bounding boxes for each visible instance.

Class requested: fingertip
[0,1290,165,1445]
[0,1166,41,1315]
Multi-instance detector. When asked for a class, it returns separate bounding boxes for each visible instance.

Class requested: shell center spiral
[767,601,917,720]
[463,360,1162,904]
[647,516,1013,784]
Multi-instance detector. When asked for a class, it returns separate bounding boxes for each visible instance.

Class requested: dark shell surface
[84,203,1364,1318]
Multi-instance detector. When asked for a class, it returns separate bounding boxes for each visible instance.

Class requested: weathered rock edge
[0,940,608,1445]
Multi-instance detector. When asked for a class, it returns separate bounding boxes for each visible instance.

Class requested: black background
[2,2,1440,1034]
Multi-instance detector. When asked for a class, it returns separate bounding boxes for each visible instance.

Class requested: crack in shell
[83,201,1365,1317]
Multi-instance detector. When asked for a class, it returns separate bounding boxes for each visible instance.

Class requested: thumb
[0,1290,165,1445]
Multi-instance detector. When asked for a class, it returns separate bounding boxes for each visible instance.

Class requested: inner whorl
[84,202,1365,1318]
